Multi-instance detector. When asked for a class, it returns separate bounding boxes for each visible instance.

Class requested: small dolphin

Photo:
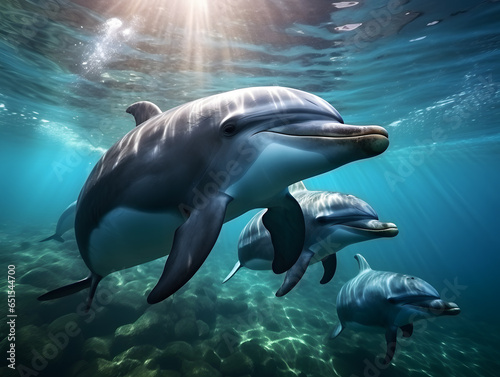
[40,201,77,243]
[223,182,398,296]
[38,87,389,308]
[331,254,460,364]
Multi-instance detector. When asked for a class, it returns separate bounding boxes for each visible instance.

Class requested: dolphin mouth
[260,121,389,156]
[336,219,399,237]
[397,297,461,316]
[267,121,389,139]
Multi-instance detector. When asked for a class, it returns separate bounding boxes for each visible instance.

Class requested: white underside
[225,143,328,204]
[244,258,273,270]
[88,207,184,276]
[309,227,370,264]
[345,321,383,333]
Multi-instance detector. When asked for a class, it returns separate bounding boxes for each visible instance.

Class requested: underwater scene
[1,0,499,376]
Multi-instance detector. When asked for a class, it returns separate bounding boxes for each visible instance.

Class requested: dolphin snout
[316,123,389,139]
[420,299,461,316]
[442,301,461,316]
[340,219,399,237]
[341,125,388,139]
[378,222,399,237]
[267,122,389,155]
[367,134,390,155]
[337,124,389,156]
[268,122,388,138]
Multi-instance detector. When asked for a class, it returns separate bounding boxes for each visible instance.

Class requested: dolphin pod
[38,86,389,308]
[331,254,460,364]
[222,181,399,296]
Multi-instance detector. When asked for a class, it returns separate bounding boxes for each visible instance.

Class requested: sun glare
[86,0,288,86]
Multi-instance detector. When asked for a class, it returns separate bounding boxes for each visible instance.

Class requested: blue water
[1,0,499,376]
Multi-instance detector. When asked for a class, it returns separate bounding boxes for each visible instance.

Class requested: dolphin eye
[222,123,237,137]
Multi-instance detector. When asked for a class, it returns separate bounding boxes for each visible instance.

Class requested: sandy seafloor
[1,221,498,377]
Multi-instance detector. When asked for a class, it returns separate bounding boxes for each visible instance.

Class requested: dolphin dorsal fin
[354,254,371,272]
[288,181,307,194]
[126,101,162,127]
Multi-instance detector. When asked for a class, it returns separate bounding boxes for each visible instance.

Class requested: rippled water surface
[1,1,499,377]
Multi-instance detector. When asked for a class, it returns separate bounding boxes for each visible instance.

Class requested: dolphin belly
[245,258,273,270]
[88,207,183,276]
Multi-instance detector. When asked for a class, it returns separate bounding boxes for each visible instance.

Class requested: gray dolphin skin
[126,101,162,127]
[40,201,77,243]
[223,182,398,296]
[38,86,389,308]
[331,254,460,364]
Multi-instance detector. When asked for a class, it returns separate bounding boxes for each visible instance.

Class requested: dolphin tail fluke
[383,327,398,365]
[262,192,305,274]
[147,192,233,304]
[330,323,344,339]
[39,234,65,243]
[275,249,314,297]
[38,274,93,301]
[222,261,242,284]
[320,254,337,284]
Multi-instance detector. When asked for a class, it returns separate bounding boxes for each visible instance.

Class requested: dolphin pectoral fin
[275,250,314,297]
[37,272,102,309]
[383,326,398,365]
[39,234,65,243]
[330,323,344,339]
[320,254,337,284]
[222,261,242,284]
[262,192,305,274]
[147,193,233,304]
[85,274,102,312]
[400,323,414,338]
[38,276,92,301]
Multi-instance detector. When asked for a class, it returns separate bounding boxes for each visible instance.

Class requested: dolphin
[40,201,77,243]
[331,254,460,364]
[38,86,389,308]
[222,182,398,296]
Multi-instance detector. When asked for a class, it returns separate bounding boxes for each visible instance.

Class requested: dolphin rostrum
[331,254,460,364]
[38,86,389,308]
[223,181,398,296]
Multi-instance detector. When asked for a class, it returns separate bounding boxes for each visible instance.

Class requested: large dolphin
[39,103,156,243]
[223,182,398,296]
[331,254,460,364]
[38,86,389,307]
[40,201,77,243]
